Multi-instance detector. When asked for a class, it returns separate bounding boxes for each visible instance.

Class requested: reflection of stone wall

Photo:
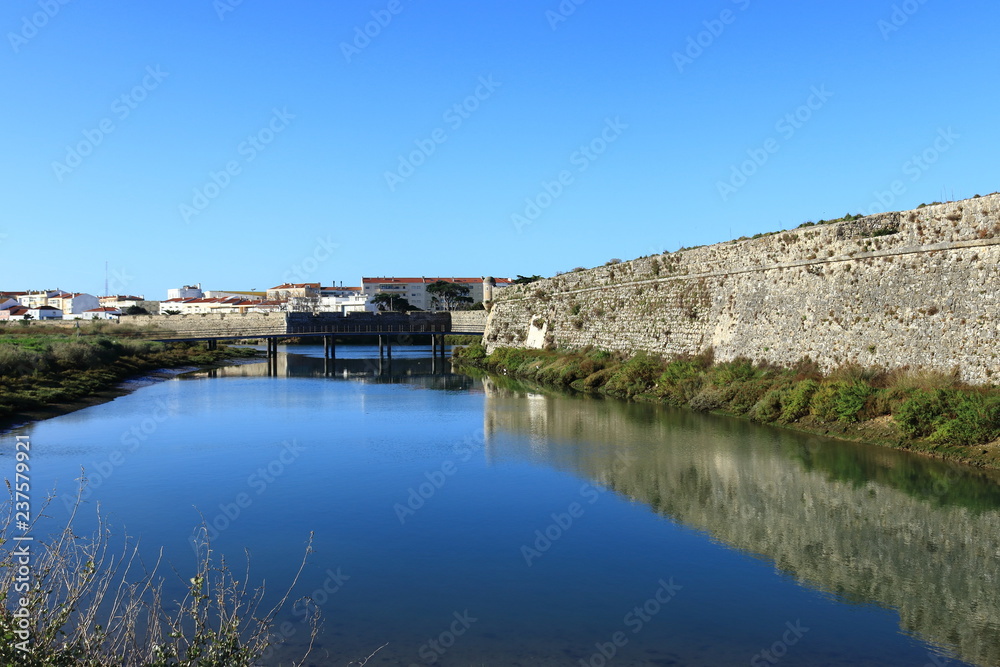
[485,195,1000,383]
[483,384,1000,666]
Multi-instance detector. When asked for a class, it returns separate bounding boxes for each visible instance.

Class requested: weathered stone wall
[486,195,1000,383]
[449,310,487,333]
[125,312,288,337]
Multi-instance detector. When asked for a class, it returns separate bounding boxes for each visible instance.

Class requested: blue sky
[2,0,997,299]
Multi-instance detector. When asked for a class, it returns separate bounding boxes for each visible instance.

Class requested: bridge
[121,311,487,360]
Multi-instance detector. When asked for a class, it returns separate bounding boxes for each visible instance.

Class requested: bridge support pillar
[378,335,384,362]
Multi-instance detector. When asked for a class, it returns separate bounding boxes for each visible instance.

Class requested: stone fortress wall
[485,194,1000,384]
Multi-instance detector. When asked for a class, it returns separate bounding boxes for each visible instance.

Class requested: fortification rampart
[485,195,1000,384]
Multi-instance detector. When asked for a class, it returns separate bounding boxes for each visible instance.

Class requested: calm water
[3,344,1000,666]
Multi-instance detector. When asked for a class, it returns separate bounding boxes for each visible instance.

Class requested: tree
[371,293,415,312]
[513,275,543,285]
[425,281,473,311]
[124,305,149,315]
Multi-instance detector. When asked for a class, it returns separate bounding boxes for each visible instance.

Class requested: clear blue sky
[2,0,997,299]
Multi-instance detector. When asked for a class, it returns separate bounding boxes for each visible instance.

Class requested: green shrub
[896,390,946,438]
[750,389,785,423]
[689,385,725,412]
[780,379,819,422]
[711,358,757,386]
[928,391,1000,446]
[726,379,772,414]
[832,382,875,423]
[454,342,487,360]
[810,383,844,421]
[604,354,663,397]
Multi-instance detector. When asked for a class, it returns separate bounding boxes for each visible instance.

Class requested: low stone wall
[486,195,1000,384]
[449,311,487,332]
[124,312,288,337]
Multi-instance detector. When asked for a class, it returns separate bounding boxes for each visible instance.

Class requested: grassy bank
[0,332,258,426]
[454,343,1000,469]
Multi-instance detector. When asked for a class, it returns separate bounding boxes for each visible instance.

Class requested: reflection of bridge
[125,311,486,360]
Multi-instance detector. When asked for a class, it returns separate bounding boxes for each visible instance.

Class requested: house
[48,292,100,315]
[27,305,63,320]
[17,291,58,308]
[81,307,122,320]
[167,284,204,300]
[267,283,320,300]
[319,293,372,314]
[0,305,29,320]
[99,295,145,309]
[361,277,512,311]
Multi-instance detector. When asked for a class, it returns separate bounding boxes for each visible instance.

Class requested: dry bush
[0,477,319,666]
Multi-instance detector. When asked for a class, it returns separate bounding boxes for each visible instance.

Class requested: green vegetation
[454,344,1000,467]
[371,293,415,312]
[425,280,473,311]
[0,331,258,425]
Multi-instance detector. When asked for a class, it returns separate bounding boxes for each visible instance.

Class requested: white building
[167,284,203,300]
[99,295,145,309]
[80,307,122,320]
[318,294,372,314]
[17,291,58,308]
[48,292,100,315]
[27,305,63,320]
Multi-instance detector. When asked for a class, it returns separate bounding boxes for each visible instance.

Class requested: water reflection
[482,378,1000,667]
[190,346,476,392]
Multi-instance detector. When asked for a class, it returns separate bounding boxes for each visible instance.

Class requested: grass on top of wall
[453,343,1000,466]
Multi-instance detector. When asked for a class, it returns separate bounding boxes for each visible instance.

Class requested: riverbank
[454,343,1000,470]
[0,333,259,431]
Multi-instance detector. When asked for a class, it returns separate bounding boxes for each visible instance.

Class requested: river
[3,344,999,666]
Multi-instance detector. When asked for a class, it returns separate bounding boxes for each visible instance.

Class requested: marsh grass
[0,479,319,666]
